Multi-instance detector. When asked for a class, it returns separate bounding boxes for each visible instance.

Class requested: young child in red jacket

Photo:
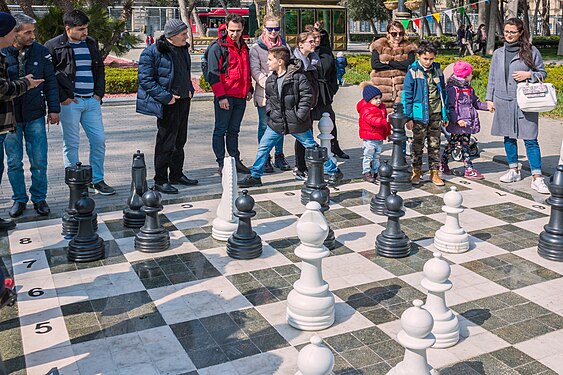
[357,83,391,183]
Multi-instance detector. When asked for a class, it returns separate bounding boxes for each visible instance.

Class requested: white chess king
[434,186,469,253]
[212,157,238,241]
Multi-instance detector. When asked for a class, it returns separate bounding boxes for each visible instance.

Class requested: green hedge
[105,67,138,94]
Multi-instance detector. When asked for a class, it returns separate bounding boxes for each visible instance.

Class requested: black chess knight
[227,190,263,259]
[123,150,148,228]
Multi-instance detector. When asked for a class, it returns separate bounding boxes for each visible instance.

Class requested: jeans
[155,98,191,184]
[213,97,246,166]
[0,133,5,185]
[257,106,283,155]
[250,127,337,178]
[362,140,383,174]
[503,137,542,175]
[60,97,106,184]
[4,118,48,203]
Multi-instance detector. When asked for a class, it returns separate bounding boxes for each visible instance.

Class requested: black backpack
[201,40,229,82]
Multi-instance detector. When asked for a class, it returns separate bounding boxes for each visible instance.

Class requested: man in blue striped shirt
[45,10,115,195]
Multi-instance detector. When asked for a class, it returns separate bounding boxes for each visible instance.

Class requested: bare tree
[267,0,281,17]
[486,0,499,55]
[506,0,519,20]
[426,0,443,36]
[18,0,36,19]
[192,9,205,36]
[478,0,488,26]
[540,0,550,35]
[218,0,230,16]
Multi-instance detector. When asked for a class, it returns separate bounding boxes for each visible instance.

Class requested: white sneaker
[499,169,522,183]
[531,177,550,194]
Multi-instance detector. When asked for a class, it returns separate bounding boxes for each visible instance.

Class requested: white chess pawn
[212,157,239,241]
[287,201,335,331]
[317,113,336,165]
[387,300,438,375]
[421,252,460,348]
[434,186,469,253]
[295,335,334,375]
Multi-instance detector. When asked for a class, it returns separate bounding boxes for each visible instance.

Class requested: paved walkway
[0,72,561,222]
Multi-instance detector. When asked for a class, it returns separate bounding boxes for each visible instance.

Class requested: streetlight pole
[396,0,411,20]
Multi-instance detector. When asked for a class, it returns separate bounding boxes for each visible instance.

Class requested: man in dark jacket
[239,47,341,188]
[2,14,60,218]
[0,12,44,230]
[45,10,114,195]
[136,19,197,194]
[207,14,253,174]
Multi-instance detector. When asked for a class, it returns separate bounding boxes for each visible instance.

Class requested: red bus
[191,8,250,37]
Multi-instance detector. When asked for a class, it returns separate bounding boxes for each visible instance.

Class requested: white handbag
[516,79,557,113]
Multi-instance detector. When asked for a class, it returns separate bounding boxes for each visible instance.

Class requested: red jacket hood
[356,99,386,113]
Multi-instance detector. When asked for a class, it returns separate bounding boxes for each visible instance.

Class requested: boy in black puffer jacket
[239,46,342,187]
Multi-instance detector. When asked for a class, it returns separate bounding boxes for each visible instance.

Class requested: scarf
[504,41,520,83]
[260,32,282,49]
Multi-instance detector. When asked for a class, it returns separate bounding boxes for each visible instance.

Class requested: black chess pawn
[135,187,170,252]
[310,189,335,250]
[301,145,330,210]
[376,191,411,258]
[389,103,412,192]
[62,162,97,237]
[371,161,394,215]
[123,150,148,228]
[68,193,105,262]
[538,165,563,261]
[227,190,263,259]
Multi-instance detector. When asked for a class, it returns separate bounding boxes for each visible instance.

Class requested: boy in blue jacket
[402,41,448,186]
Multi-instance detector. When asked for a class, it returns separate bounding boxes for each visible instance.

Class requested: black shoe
[274,153,292,171]
[0,218,16,231]
[292,167,308,181]
[328,169,344,186]
[33,201,50,216]
[264,156,274,174]
[235,160,251,174]
[170,176,199,186]
[93,181,116,196]
[9,202,26,218]
[331,141,350,159]
[154,183,178,194]
[238,175,263,188]
[217,165,223,177]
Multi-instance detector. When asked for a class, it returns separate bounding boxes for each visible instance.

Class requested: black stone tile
[331,189,375,207]
[325,333,365,352]
[250,331,290,352]
[473,202,548,223]
[187,346,229,368]
[404,195,446,215]
[368,339,404,362]
[339,346,379,368]
[351,326,391,346]
[221,339,261,360]
[470,225,541,252]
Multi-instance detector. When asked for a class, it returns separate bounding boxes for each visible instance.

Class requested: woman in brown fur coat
[370,21,417,110]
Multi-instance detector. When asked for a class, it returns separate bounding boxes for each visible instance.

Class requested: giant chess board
[1,176,562,375]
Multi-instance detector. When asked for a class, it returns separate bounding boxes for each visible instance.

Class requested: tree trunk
[540,0,550,36]
[486,0,499,55]
[505,0,519,20]
[533,0,540,35]
[101,0,134,60]
[478,1,487,26]
[52,0,74,13]
[558,3,563,55]
[18,0,36,19]
[266,0,281,17]
[369,19,377,36]
[192,9,205,36]
[523,0,531,40]
[426,0,442,37]
[0,0,9,13]
[218,0,230,16]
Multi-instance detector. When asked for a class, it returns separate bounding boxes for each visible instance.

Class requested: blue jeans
[250,127,337,178]
[4,118,48,203]
[213,97,246,165]
[0,133,5,185]
[257,106,283,155]
[503,137,542,176]
[60,97,106,184]
[362,140,383,174]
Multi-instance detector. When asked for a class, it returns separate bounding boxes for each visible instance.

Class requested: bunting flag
[444,9,453,21]
[433,12,440,23]
[396,0,489,27]
[413,18,421,28]
[458,7,465,16]
[400,19,410,30]
[472,3,478,9]
[425,15,434,23]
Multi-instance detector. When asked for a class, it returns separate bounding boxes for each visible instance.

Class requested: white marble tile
[514,247,563,276]
[515,329,563,361]
[416,237,508,264]
[334,224,385,253]
[72,338,118,375]
[515,278,563,315]
[25,345,79,375]
[201,244,291,276]
[164,201,217,230]
[322,253,395,290]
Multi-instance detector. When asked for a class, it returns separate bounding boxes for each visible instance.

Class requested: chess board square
[46,240,127,274]
[404,195,448,215]
[399,217,443,242]
[181,226,226,251]
[452,292,563,344]
[330,189,375,207]
[470,225,540,252]
[322,252,395,290]
[360,243,436,276]
[417,180,471,194]
[104,218,138,239]
[253,200,293,220]
[334,224,386,253]
[473,202,548,224]
[461,253,561,290]
[324,208,374,230]
[515,277,563,316]
[415,237,508,265]
[267,236,353,263]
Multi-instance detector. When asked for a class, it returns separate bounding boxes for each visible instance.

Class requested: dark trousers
[295,105,338,171]
[213,97,246,166]
[154,97,191,184]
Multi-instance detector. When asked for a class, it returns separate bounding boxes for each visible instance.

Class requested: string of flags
[398,0,490,30]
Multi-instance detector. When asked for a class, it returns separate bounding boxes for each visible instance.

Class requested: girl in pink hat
[440,60,493,180]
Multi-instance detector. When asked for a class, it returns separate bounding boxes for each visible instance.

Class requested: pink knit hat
[453,60,473,78]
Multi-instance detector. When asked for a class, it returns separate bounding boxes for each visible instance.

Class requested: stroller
[404,124,480,162]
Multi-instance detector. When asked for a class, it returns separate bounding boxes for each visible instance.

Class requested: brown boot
[411,168,422,185]
[430,170,445,186]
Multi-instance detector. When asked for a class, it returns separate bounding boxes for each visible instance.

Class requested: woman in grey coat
[486,18,549,194]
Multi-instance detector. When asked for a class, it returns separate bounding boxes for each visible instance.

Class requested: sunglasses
[266,27,280,32]
[390,32,405,38]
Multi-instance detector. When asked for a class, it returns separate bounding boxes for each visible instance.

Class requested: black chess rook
[371,160,394,215]
[227,190,263,259]
[376,191,411,258]
[538,165,563,261]
[389,103,412,192]
[68,193,105,262]
[123,150,148,228]
[135,187,170,252]
[62,162,97,237]
[301,145,330,210]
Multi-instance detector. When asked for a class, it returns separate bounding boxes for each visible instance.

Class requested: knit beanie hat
[164,19,188,38]
[453,60,473,79]
[363,85,382,102]
[0,12,16,38]
[337,51,344,58]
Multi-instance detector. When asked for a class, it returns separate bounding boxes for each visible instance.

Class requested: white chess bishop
[212,157,238,241]
[421,252,460,348]
[317,113,336,165]
[287,201,335,331]
[295,335,334,375]
[387,300,438,375]
[434,186,469,253]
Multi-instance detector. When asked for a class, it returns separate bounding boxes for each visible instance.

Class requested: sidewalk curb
[103,92,214,107]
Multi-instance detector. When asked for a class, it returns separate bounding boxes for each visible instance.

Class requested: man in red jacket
[207,14,253,174]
